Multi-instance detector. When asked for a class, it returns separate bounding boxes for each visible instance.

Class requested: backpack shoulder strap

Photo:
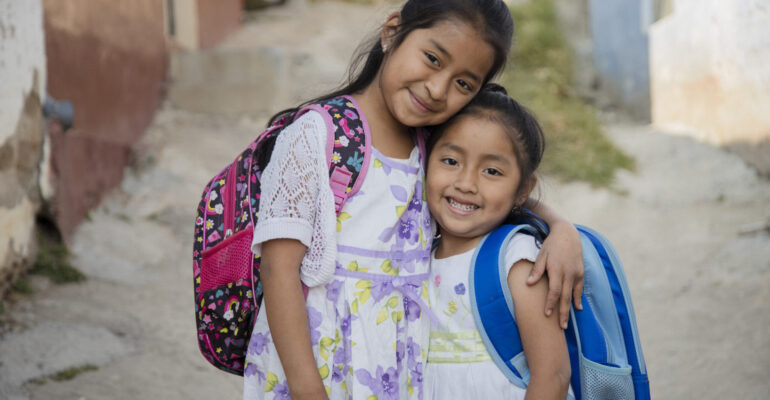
[296,95,371,215]
[469,223,542,389]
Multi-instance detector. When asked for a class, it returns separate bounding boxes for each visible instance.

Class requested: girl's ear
[381,12,402,51]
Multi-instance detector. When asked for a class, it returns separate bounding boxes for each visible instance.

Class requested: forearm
[524,371,571,400]
[261,240,326,398]
[524,198,569,227]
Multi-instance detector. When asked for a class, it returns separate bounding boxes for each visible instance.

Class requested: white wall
[0,0,46,283]
[650,0,770,145]
[0,0,46,142]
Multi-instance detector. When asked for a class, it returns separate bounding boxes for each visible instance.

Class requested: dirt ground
[1,2,768,399]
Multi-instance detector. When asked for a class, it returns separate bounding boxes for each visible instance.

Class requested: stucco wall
[650,0,770,174]
[0,0,47,295]
[168,0,242,50]
[588,0,651,120]
[43,0,168,240]
[197,0,243,49]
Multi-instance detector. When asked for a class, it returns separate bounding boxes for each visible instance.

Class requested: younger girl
[243,1,580,399]
[425,85,572,399]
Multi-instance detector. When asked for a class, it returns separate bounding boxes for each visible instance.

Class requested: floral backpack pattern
[193,96,371,375]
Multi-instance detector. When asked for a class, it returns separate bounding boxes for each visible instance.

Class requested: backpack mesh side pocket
[579,356,634,399]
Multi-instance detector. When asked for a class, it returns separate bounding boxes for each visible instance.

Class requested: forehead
[405,19,495,78]
[436,115,517,157]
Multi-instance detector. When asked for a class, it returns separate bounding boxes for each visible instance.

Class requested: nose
[425,72,450,102]
[453,167,477,194]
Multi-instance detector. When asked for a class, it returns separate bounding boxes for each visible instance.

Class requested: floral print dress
[243,136,433,400]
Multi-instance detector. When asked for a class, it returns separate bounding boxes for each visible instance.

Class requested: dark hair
[255,0,515,169]
[427,83,545,200]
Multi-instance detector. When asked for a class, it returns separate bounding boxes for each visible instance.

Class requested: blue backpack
[469,223,650,400]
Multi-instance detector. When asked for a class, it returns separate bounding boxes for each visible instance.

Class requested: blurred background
[0,0,768,399]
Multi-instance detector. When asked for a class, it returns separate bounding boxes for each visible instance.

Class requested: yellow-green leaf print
[396,205,406,218]
[319,365,330,379]
[265,372,278,392]
[444,300,458,317]
[380,259,397,276]
[376,306,389,325]
[386,296,399,309]
[354,281,371,304]
[337,212,351,232]
[320,337,334,348]
[391,310,404,323]
[352,298,359,313]
[367,396,378,400]
[320,346,330,361]
[374,158,383,168]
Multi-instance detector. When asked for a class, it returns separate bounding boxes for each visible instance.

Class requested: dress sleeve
[251,111,337,287]
[503,233,541,277]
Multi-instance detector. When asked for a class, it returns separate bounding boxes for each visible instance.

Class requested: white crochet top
[251,111,337,287]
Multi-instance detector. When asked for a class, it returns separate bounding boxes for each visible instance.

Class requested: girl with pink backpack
[237,1,585,399]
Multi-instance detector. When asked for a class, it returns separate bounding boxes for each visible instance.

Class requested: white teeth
[448,198,478,211]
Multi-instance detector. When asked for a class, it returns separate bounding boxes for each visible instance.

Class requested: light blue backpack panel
[469,224,650,400]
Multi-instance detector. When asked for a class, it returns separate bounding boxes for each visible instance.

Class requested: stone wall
[650,0,770,175]
[0,0,47,295]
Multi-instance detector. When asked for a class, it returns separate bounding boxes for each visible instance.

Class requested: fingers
[544,268,563,317]
[559,276,574,329]
[572,271,584,310]
[528,251,547,285]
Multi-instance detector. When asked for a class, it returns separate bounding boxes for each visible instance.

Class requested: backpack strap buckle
[330,166,353,214]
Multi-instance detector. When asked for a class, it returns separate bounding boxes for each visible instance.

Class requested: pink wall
[197,0,244,49]
[43,0,168,240]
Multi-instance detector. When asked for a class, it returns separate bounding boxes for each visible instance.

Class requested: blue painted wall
[588,0,651,119]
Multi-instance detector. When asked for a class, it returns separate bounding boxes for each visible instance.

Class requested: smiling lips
[409,90,435,113]
[446,197,479,215]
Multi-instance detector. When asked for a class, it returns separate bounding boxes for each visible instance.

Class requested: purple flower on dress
[410,362,424,391]
[355,366,400,400]
[326,280,343,303]
[408,181,423,212]
[340,310,353,338]
[406,337,421,370]
[248,332,271,356]
[454,283,466,295]
[273,381,291,400]
[403,296,421,322]
[370,279,394,303]
[397,217,419,245]
[332,363,345,382]
[244,363,266,382]
[307,306,322,343]
[410,362,424,400]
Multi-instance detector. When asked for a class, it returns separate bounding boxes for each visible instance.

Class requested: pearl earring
[382,44,389,53]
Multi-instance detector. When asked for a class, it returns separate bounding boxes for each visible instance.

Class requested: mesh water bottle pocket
[200,227,254,293]
[580,356,634,399]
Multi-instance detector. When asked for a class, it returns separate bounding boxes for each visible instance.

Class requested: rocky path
[1,2,768,399]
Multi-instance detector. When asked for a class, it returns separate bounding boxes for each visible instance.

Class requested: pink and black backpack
[193,96,372,375]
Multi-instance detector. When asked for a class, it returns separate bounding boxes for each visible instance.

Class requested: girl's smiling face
[427,115,527,255]
[378,18,495,128]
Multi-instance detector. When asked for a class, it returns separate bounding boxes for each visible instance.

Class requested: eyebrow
[429,40,481,83]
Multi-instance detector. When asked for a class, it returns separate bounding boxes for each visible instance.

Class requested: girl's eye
[457,79,472,92]
[440,157,457,166]
[484,168,502,176]
[425,52,440,67]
